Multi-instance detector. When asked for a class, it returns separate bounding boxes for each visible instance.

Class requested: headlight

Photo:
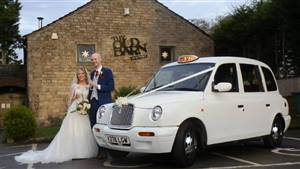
[151,106,162,121]
[97,106,106,119]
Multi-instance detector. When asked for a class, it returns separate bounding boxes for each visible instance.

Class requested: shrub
[3,105,37,141]
[114,86,140,100]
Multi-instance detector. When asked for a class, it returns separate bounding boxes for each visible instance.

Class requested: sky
[17,0,250,60]
[19,0,250,35]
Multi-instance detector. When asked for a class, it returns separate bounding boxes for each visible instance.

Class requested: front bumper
[92,124,178,153]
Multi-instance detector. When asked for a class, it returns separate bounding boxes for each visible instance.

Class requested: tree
[0,0,22,64]
[212,0,300,78]
[189,18,213,34]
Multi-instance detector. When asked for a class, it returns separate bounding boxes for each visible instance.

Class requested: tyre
[172,123,199,167]
[107,149,129,159]
[263,117,284,148]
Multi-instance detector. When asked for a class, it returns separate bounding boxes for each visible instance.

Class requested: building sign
[77,44,95,63]
[112,35,148,60]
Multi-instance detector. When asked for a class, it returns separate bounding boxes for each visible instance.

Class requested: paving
[0,129,299,169]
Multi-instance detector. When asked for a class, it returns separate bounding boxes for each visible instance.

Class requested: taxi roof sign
[177,55,199,63]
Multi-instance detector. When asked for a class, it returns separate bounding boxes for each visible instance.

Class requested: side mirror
[140,86,146,93]
[213,82,232,92]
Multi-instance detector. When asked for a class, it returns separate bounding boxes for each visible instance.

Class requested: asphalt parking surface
[0,129,300,169]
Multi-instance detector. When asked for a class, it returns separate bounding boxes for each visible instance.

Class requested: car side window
[240,64,264,92]
[262,67,277,91]
[214,63,239,92]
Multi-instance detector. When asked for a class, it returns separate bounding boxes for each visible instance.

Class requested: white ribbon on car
[132,67,215,101]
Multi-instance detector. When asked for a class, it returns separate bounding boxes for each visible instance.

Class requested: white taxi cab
[93,56,290,167]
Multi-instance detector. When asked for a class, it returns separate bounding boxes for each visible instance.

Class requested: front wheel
[263,117,284,148]
[107,149,129,159]
[172,123,199,167]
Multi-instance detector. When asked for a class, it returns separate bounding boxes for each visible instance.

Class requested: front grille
[110,104,134,128]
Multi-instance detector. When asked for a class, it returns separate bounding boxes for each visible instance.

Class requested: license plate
[107,135,130,146]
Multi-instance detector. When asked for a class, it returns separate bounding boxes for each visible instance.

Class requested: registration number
[107,135,130,146]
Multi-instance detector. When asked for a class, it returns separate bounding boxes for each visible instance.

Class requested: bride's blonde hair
[76,66,90,85]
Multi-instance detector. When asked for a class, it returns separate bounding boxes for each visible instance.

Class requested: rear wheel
[172,123,199,167]
[107,149,129,159]
[263,117,284,148]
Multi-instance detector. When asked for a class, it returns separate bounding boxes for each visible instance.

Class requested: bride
[15,67,98,164]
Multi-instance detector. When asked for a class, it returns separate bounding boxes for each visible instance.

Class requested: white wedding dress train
[15,85,98,164]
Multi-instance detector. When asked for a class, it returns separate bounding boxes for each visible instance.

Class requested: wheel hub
[272,125,282,140]
[184,132,197,155]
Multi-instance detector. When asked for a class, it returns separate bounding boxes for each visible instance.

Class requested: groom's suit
[89,67,115,128]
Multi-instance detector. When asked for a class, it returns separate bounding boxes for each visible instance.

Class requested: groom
[89,52,115,158]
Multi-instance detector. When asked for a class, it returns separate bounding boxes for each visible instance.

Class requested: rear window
[262,67,277,91]
[240,64,264,92]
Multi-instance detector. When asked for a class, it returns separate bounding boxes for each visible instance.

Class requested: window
[262,67,277,91]
[77,44,95,63]
[160,46,175,63]
[240,64,264,92]
[214,63,239,92]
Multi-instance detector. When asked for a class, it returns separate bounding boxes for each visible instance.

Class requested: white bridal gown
[15,84,98,164]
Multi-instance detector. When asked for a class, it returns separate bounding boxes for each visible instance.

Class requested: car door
[239,64,269,137]
[204,63,245,145]
[260,66,280,134]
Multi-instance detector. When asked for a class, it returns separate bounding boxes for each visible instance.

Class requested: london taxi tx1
[93,55,291,167]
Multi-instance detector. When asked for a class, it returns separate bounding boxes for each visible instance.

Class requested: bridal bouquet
[71,99,91,115]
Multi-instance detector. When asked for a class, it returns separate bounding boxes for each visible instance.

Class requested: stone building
[25,0,214,126]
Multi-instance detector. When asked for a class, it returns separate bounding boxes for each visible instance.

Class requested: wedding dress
[15,84,98,164]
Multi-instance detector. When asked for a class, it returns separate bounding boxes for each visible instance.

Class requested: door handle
[266,104,270,107]
[238,105,244,108]
[237,105,245,111]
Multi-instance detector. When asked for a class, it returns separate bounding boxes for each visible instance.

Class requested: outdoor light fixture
[51,33,58,40]
[124,8,130,16]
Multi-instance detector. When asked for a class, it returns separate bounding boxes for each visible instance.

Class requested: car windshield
[144,63,215,92]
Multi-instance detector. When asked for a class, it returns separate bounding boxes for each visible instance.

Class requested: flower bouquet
[115,97,129,107]
[71,99,91,115]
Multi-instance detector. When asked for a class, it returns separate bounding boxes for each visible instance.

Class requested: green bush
[114,86,140,100]
[3,105,37,141]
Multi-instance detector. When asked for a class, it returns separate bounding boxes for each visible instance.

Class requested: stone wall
[26,0,214,126]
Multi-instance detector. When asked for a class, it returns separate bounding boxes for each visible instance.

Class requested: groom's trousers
[89,98,108,158]
[90,98,100,128]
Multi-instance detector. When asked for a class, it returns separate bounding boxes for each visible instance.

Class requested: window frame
[213,63,239,92]
[261,66,278,92]
[240,63,265,93]
[76,43,96,64]
[159,46,175,63]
